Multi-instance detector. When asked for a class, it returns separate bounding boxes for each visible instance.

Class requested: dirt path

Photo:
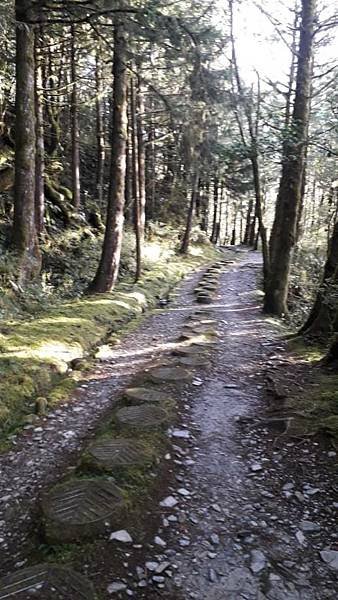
[134,250,337,600]
[0,250,337,599]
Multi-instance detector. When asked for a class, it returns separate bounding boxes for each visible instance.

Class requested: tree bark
[130,77,142,282]
[88,22,128,293]
[12,0,41,283]
[34,29,45,236]
[210,176,218,244]
[145,96,156,221]
[300,221,338,338]
[244,196,254,245]
[264,0,315,315]
[95,48,105,209]
[137,74,146,240]
[70,23,80,211]
[180,171,199,254]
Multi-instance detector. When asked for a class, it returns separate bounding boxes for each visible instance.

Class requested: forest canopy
[0,0,337,331]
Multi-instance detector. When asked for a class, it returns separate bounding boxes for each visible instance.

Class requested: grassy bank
[284,339,338,443]
[0,229,221,440]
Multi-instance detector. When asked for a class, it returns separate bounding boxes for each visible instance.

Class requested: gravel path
[0,250,337,600]
[134,250,337,600]
[0,263,208,573]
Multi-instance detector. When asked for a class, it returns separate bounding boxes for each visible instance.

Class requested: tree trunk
[200,180,209,233]
[145,96,156,221]
[34,29,45,236]
[70,24,80,211]
[180,170,199,254]
[12,0,41,283]
[88,22,128,293]
[244,197,254,245]
[325,335,338,366]
[95,48,105,209]
[300,221,338,338]
[130,77,142,282]
[210,176,218,244]
[251,153,269,282]
[264,0,315,315]
[137,74,146,239]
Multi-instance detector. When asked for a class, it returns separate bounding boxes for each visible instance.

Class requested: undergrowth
[0,223,221,441]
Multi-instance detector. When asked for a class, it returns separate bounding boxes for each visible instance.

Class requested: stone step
[42,479,125,543]
[115,404,169,430]
[148,365,193,383]
[0,564,96,599]
[124,387,170,405]
[82,437,155,473]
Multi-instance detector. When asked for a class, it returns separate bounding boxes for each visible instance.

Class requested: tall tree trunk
[145,96,156,221]
[264,0,315,315]
[269,10,299,257]
[137,74,146,240]
[210,176,218,244]
[244,196,254,245]
[300,221,338,338]
[34,29,45,236]
[70,24,80,211]
[88,22,128,293]
[95,48,105,209]
[251,152,269,281]
[180,170,199,254]
[12,0,41,283]
[130,77,142,282]
[200,180,209,233]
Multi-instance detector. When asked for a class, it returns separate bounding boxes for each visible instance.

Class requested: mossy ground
[0,227,220,441]
[284,338,338,443]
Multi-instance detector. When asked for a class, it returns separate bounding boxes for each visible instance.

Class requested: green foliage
[0,227,220,441]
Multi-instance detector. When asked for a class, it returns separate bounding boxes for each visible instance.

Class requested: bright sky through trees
[232,0,337,84]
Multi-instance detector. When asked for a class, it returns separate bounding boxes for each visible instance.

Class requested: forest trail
[0,249,337,599]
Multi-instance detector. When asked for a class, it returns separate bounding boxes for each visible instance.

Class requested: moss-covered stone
[42,479,125,543]
[81,437,156,473]
[123,387,168,404]
[148,365,192,383]
[178,355,210,367]
[115,404,169,430]
[0,564,96,600]
[196,293,213,304]
[172,345,208,356]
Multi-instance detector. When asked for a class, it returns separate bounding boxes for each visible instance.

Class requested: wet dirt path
[0,250,337,599]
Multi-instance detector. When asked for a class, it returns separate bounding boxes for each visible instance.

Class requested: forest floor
[0,248,337,599]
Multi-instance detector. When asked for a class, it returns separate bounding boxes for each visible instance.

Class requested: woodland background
[0,0,337,435]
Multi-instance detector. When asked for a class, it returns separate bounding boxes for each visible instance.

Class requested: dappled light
[0,0,337,597]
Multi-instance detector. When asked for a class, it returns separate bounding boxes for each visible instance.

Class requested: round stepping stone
[202,277,219,284]
[0,564,95,600]
[42,479,124,543]
[124,387,169,405]
[199,284,218,292]
[83,437,154,472]
[172,345,208,356]
[192,310,212,318]
[181,324,217,337]
[197,293,212,304]
[115,404,169,429]
[191,338,218,347]
[178,355,210,367]
[148,365,192,383]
